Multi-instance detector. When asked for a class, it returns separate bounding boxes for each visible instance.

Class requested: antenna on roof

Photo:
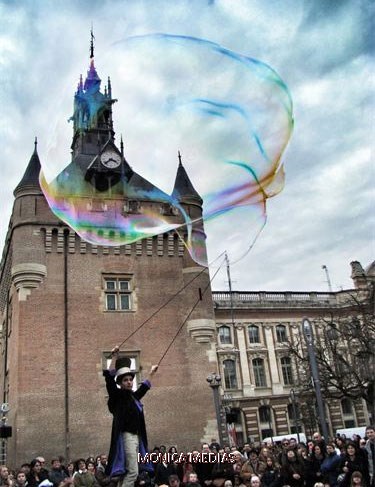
[322,265,333,292]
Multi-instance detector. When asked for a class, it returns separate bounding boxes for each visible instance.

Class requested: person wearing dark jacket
[48,459,69,487]
[338,442,370,487]
[320,442,341,487]
[280,450,305,487]
[27,460,49,487]
[104,346,158,487]
[261,457,280,487]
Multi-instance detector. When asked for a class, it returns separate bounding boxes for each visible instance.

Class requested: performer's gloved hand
[150,365,159,376]
[111,346,120,357]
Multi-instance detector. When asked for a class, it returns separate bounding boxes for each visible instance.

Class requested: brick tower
[0,40,219,464]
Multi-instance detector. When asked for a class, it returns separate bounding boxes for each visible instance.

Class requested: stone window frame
[252,357,267,387]
[276,324,288,343]
[218,325,232,345]
[219,352,241,391]
[280,356,294,386]
[102,274,134,312]
[247,324,261,344]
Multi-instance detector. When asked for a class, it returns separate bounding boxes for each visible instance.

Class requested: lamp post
[290,388,301,444]
[302,318,329,441]
[207,373,223,446]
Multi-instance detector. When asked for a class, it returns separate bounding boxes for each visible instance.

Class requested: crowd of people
[0,425,374,487]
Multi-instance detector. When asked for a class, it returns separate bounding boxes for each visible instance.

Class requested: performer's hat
[115,356,135,381]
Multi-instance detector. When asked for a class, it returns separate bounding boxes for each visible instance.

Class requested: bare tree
[289,286,375,422]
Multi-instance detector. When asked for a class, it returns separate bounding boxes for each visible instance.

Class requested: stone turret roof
[171,157,202,206]
[14,139,42,197]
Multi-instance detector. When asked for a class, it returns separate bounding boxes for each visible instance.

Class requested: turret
[13,138,42,197]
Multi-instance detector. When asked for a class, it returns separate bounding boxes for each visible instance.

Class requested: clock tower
[0,34,219,463]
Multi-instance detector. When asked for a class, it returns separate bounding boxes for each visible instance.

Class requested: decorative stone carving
[187,318,216,343]
[11,263,47,301]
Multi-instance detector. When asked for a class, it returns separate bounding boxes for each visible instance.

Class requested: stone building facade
[212,263,374,445]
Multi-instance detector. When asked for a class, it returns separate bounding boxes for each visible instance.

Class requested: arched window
[281,357,293,385]
[248,325,260,344]
[253,358,267,387]
[223,359,238,389]
[219,326,232,344]
[276,324,287,342]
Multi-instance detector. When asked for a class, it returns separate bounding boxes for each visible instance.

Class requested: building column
[264,325,283,395]
[235,324,253,395]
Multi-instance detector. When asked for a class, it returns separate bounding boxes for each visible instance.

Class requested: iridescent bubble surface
[41,34,293,265]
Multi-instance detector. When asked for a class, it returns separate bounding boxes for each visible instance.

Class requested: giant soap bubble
[41,34,293,266]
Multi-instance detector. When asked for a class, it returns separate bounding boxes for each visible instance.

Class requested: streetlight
[207,373,223,446]
[302,318,329,441]
[290,389,301,444]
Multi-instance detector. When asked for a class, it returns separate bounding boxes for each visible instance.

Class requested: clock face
[100,150,121,169]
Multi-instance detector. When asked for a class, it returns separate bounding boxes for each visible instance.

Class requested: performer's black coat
[103,369,152,477]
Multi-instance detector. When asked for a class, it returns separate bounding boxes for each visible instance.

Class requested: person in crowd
[66,464,75,479]
[154,456,177,486]
[14,471,28,487]
[195,444,214,487]
[365,426,375,487]
[320,442,341,487]
[339,442,370,487]
[48,459,68,487]
[279,450,305,487]
[241,449,266,485]
[305,444,326,487]
[35,460,48,479]
[335,437,347,455]
[27,460,49,487]
[0,466,14,487]
[230,451,244,487]
[278,439,291,467]
[211,452,235,487]
[185,472,201,487]
[312,432,326,452]
[168,475,180,487]
[95,455,117,487]
[86,464,95,477]
[103,346,158,487]
[73,459,98,487]
[134,472,152,487]
[242,445,252,461]
[260,457,280,487]
[350,471,365,487]
[249,476,261,487]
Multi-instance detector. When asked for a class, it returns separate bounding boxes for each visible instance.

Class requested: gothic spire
[171,152,202,205]
[14,138,42,196]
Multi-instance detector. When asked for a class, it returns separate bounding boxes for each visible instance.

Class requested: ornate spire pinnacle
[120,135,124,155]
[178,150,182,166]
[90,25,95,60]
[34,136,38,153]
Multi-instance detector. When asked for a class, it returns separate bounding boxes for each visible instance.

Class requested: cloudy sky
[0,0,373,292]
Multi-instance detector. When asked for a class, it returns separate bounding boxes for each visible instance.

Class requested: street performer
[103,346,158,487]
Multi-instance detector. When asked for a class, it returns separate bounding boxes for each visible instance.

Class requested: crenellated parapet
[40,226,186,257]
